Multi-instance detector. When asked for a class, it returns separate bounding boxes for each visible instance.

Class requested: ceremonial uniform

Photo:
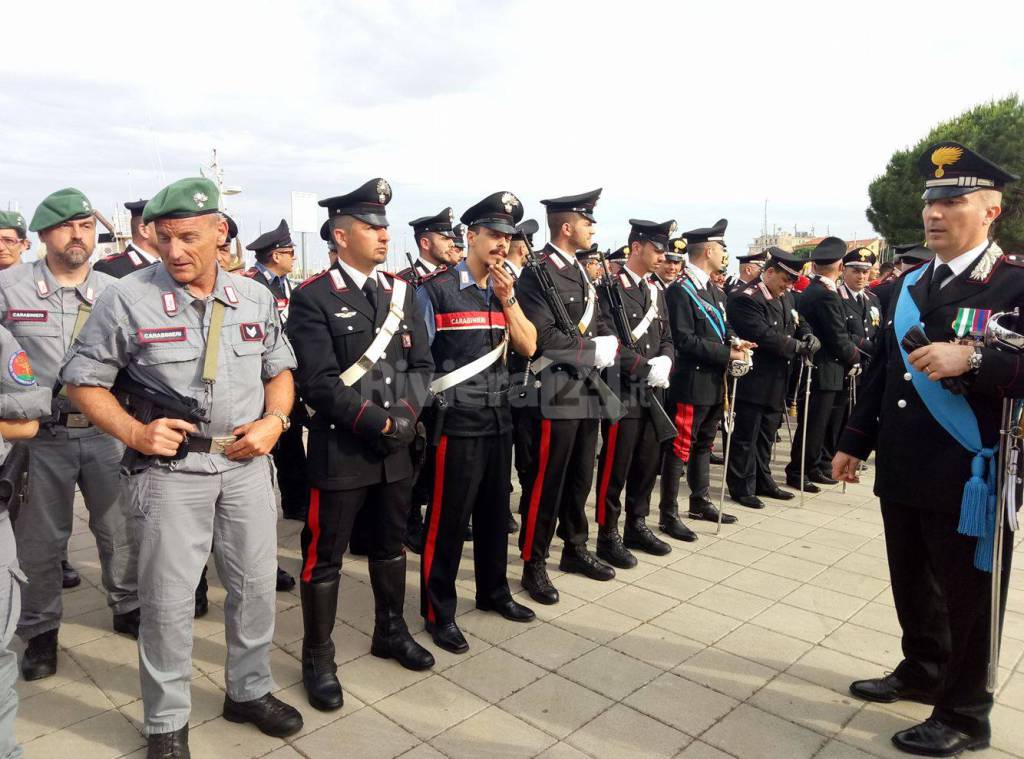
[784,238,860,489]
[840,142,1021,753]
[0,326,51,759]
[508,219,538,497]
[593,220,674,568]
[1,191,139,676]
[287,178,435,712]
[94,199,157,278]
[60,179,301,742]
[516,188,620,604]
[726,254,812,504]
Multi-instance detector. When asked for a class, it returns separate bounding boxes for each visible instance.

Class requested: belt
[447,387,509,408]
[184,435,238,455]
[55,412,93,429]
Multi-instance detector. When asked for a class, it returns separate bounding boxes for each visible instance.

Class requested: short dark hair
[254,248,274,265]
[879,261,895,275]
[546,211,574,239]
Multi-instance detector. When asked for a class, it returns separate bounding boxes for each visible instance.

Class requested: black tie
[929,263,951,301]
[362,278,378,313]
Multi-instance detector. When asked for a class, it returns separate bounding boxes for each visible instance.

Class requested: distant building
[792,236,887,259]
[747,227,818,256]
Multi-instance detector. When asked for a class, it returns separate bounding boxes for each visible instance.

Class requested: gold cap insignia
[673,239,687,252]
[859,250,871,261]
[931,145,964,178]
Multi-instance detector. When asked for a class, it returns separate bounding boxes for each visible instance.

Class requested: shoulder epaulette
[419,267,449,284]
[99,251,125,263]
[1001,252,1024,268]
[241,268,259,279]
[298,270,330,289]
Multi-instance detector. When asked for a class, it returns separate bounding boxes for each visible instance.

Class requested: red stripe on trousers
[521,419,552,562]
[422,436,448,624]
[300,488,321,583]
[672,403,695,463]
[596,422,619,526]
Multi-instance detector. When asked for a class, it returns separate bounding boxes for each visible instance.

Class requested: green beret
[0,210,27,235]
[143,177,220,225]
[29,188,93,232]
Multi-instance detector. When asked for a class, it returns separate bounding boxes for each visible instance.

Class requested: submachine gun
[596,252,676,443]
[522,247,625,422]
[0,444,30,525]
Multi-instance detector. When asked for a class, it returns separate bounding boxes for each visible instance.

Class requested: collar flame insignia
[376,179,391,204]
[501,192,519,214]
[931,145,964,178]
[193,192,208,208]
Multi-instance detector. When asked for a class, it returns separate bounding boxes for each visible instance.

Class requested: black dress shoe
[61,560,81,590]
[476,597,535,622]
[659,513,699,542]
[731,495,766,510]
[276,566,296,592]
[596,530,638,569]
[756,483,796,501]
[688,500,737,525]
[623,519,671,556]
[507,513,519,534]
[21,629,58,681]
[147,725,190,759]
[425,621,469,654]
[113,608,141,639]
[891,718,989,757]
[809,471,838,485]
[223,693,303,738]
[559,544,615,581]
[785,476,820,494]
[709,452,725,466]
[521,560,559,605]
[849,673,938,704]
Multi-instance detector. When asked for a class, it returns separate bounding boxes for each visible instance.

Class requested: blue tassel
[958,450,993,537]
[974,530,994,572]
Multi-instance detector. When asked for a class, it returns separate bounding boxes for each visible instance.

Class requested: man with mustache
[0,188,140,682]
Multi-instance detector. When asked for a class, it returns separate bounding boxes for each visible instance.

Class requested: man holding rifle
[593,219,675,568]
[835,142,1022,756]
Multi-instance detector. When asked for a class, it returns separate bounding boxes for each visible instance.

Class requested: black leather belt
[184,435,238,454]
[449,387,510,408]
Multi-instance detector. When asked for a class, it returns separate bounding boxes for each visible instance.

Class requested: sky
[2,0,1022,274]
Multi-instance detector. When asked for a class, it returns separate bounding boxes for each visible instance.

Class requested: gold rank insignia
[931,145,964,178]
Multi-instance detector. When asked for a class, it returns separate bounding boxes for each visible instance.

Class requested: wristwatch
[264,410,291,431]
[968,346,983,373]
[504,295,518,308]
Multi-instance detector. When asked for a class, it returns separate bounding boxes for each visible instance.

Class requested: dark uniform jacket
[727,282,810,409]
[798,275,860,392]
[596,268,673,417]
[242,265,293,319]
[93,244,153,279]
[516,244,614,420]
[417,264,511,436]
[287,264,433,490]
[665,267,735,407]
[395,259,445,286]
[870,274,899,318]
[840,246,1024,513]
[838,284,881,370]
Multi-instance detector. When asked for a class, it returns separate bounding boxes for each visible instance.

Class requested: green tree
[866,96,1024,250]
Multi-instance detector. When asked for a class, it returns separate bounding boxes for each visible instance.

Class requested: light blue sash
[680,279,726,341]
[893,265,995,571]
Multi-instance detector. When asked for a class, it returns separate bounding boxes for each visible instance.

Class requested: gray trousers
[0,513,24,759]
[130,457,278,735]
[14,432,138,640]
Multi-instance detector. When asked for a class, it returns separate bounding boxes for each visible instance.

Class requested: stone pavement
[11,458,1024,759]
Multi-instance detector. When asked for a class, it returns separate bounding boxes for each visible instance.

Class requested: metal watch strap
[264,410,290,430]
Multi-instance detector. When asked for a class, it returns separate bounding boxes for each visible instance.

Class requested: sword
[799,357,814,509]
[717,373,739,536]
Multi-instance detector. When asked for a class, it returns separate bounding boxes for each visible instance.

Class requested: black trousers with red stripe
[300,479,410,585]
[666,401,722,505]
[518,417,598,562]
[420,432,514,625]
[594,415,659,530]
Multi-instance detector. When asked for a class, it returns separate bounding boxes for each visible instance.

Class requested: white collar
[623,265,647,287]
[336,258,374,290]
[551,243,590,280]
[417,257,438,273]
[685,262,711,290]
[128,242,156,265]
[939,239,990,283]
[505,260,522,277]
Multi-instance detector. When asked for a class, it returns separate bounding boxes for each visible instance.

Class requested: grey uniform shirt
[0,258,112,436]
[60,263,297,474]
[0,325,52,465]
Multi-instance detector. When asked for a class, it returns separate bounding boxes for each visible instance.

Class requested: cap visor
[351,212,390,228]
[477,221,517,235]
[844,262,872,269]
[922,186,981,201]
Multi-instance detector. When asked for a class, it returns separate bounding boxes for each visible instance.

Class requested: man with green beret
[0,188,140,683]
[0,210,30,271]
[61,177,303,756]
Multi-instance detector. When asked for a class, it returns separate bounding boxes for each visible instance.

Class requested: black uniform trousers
[518,418,597,562]
[726,400,783,498]
[300,478,410,585]
[594,415,659,530]
[880,501,1013,736]
[420,433,514,625]
[668,401,722,505]
[822,386,851,466]
[785,388,837,482]
[511,406,533,505]
[273,409,309,518]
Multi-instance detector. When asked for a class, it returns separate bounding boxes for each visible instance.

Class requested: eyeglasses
[0,237,24,249]
[276,248,296,257]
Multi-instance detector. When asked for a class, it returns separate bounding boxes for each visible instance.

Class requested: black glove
[373,416,417,457]
[803,334,821,354]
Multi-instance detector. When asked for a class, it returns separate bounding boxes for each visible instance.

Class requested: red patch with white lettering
[240,323,265,341]
[6,309,48,323]
[434,311,507,331]
[275,298,289,312]
[138,327,188,344]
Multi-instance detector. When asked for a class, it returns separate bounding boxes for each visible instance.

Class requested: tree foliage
[866,96,1024,250]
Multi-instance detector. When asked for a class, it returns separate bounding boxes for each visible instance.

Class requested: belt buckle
[210,437,236,455]
[65,413,91,429]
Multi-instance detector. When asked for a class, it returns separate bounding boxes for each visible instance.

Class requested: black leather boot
[368,556,435,671]
[559,543,615,581]
[113,607,141,639]
[146,725,190,758]
[61,560,81,590]
[658,458,698,542]
[300,578,343,711]
[623,518,671,556]
[21,628,58,681]
[596,528,638,569]
[194,566,209,618]
[521,559,559,605]
[223,693,303,737]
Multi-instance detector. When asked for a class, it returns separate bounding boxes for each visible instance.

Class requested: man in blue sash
[835,141,1022,756]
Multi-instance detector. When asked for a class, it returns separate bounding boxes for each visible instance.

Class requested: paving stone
[689,583,775,622]
[339,653,433,705]
[375,675,488,740]
[558,646,660,700]
[810,567,890,601]
[720,566,803,601]
[674,646,778,700]
[782,584,869,621]
[821,624,903,670]
[624,671,738,736]
[551,601,640,644]
[649,602,741,645]
[431,706,556,759]
[751,602,844,644]
[444,646,546,703]
[293,706,419,758]
[19,709,144,759]
[606,622,704,671]
[702,703,826,759]
[566,703,690,759]
[633,567,713,601]
[17,677,116,743]
[670,553,744,583]
[499,673,612,740]
[592,585,678,622]
[751,673,863,736]
[716,623,814,670]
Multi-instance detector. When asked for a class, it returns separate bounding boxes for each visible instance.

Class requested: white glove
[593,335,619,370]
[646,355,672,388]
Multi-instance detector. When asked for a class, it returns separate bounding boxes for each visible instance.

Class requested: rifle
[404,252,424,287]
[597,254,676,443]
[0,444,30,525]
[112,371,211,473]
[522,247,625,422]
